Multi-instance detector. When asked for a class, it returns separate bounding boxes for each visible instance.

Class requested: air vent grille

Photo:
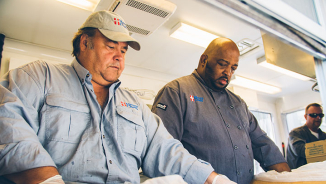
[126,0,170,18]
[126,24,150,35]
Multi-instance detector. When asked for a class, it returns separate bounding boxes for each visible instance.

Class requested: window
[251,110,275,141]
[243,0,326,42]
[250,110,275,174]
[281,0,320,24]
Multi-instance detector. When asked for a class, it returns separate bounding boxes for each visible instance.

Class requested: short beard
[205,64,228,91]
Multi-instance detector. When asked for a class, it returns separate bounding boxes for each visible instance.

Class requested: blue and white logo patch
[121,101,138,110]
[190,95,203,102]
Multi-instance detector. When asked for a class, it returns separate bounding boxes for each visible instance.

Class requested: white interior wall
[256,94,284,151]
[277,90,322,114]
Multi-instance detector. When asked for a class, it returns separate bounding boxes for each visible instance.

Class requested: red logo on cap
[114,18,120,25]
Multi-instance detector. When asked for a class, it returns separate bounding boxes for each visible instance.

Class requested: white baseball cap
[79,10,140,51]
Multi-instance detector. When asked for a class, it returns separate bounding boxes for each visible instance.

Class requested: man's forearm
[204,172,218,184]
[3,166,59,184]
[267,162,291,172]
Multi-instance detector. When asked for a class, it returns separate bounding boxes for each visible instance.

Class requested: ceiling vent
[109,0,177,36]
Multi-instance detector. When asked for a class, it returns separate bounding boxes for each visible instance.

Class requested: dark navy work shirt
[152,70,286,184]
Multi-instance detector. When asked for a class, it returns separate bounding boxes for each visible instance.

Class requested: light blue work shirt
[0,59,214,184]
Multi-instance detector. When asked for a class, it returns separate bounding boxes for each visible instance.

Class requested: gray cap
[79,10,140,51]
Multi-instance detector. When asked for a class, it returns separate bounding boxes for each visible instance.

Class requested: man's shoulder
[17,60,72,73]
[320,129,326,138]
[290,125,307,134]
[118,87,138,96]
[164,74,195,89]
[225,88,246,103]
[116,87,143,103]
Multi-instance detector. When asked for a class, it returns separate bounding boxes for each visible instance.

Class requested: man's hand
[205,172,237,184]
[3,166,60,184]
[267,162,291,172]
[142,175,187,184]
[212,174,237,184]
[40,175,65,184]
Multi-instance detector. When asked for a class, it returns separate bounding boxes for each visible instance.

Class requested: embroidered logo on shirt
[190,95,203,102]
[156,103,167,111]
[121,101,138,110]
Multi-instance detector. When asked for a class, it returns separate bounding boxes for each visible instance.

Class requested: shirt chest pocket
[234,103,250,130]
[116,106,146,156]
[44,94,91,143]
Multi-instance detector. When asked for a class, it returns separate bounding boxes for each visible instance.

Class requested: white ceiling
[0,0,318,99]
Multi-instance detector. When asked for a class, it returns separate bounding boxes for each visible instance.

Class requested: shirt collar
[192,69,205,85]
[71,59,91,83]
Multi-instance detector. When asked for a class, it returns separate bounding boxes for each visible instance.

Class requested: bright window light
[258,61,311,81]
[230,75,281,94]
[56,0,100,11]
[170,22,219,48]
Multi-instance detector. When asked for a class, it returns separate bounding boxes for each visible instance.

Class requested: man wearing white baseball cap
[0,10,232,184]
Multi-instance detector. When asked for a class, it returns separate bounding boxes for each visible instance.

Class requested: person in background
[287,103,326,169]
[0,10,234,184]
[152,37,291,184]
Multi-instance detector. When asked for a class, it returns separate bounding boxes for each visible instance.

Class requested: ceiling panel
[0,0,318,100]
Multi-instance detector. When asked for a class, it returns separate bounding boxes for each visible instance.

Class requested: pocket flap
[117,106,144,128]
[46,94,90,113]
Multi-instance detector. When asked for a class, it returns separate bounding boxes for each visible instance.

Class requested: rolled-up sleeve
[141,103,213,184]
[0,63,56,175]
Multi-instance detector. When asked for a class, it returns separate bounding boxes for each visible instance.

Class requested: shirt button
[246,145,249,149]
[217,106,220,109]
[109,160,112,164]
[226,124,230,128]
[237,170,240,175]
[249,169,253,173]
[86,74,90,77]
[234,145,238,150]
[230,105,234,109]
[237,125,242,130]
[103,135,105,138]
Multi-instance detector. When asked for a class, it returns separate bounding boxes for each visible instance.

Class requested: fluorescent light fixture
[4,46,26,52]
[257,56,311,81]
[170,22,219,48]
[230,75,281,94]
[56,0,100,11]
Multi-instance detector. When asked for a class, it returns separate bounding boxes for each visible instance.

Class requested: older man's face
[81,30,128,86]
